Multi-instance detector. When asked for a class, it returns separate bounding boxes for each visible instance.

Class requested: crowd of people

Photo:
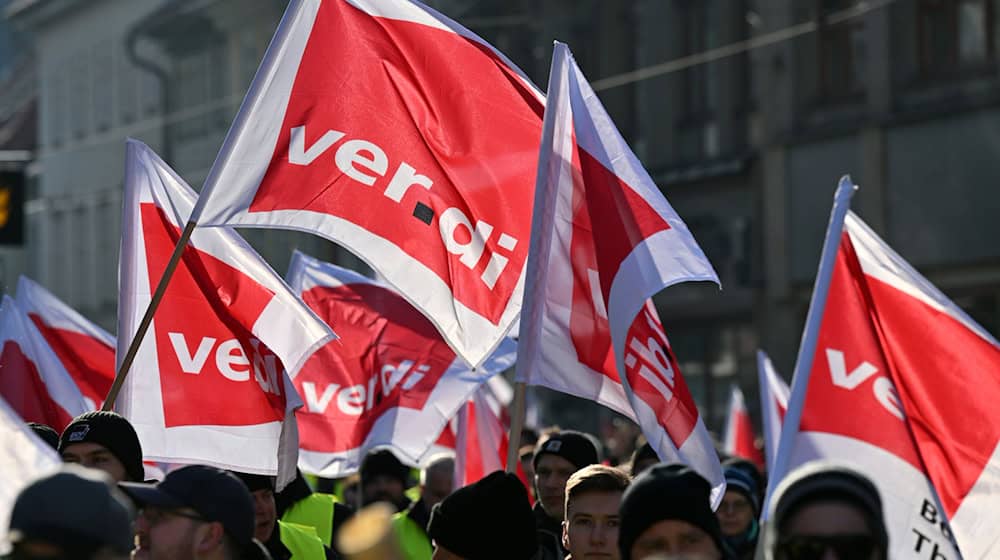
[7,411,890,560]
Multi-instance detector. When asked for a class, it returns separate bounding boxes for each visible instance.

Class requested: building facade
[8,0,1000,434]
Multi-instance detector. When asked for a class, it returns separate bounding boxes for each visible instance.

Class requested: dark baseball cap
[9,465,135,555]
[119,465,259,552]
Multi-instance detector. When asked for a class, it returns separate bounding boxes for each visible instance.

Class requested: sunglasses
[775,534,879,560]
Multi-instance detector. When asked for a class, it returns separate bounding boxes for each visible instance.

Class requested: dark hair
[565,464,630,517]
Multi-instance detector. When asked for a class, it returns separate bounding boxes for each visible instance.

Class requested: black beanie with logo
[58,411,145,482]
[532,430,600,471]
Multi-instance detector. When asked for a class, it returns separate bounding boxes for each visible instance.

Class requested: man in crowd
[8,465,134,560]
[359,448,412,512]
[119,464,270,560]
[532,430,600,560]
[764,462,888,560]
[231,472,328,559]
[717,466,760,560]
[58,410,145,483]
[276,469,355,553]
[427,470,537,559]
[562,464,630,560]
[618,464,731,560]
[627,442,657,478]
[393,453,455,560]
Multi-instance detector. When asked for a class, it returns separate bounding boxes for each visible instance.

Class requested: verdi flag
[515,43,723,504]
[15,276,115,410]
[722,385,763,467]
[769,178,962,559]
[0,295,88,431]
[190,0,546,369]
[0,394,61,553]
[117,140,335,485]
[756,350,788,473]
[286,250,517,476]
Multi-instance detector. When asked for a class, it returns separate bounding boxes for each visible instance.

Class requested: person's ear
[562,519,570,551]
[195,521,226,554]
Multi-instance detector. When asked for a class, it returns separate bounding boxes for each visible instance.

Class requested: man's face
[717,489,754,537]
[535,454,577,520]
[61,442,128,482]
[363,474,405,506]
[251,488,277,542]
[777,500,880,560]
[421,468,453,508]
[562,491,622,560]
[630,519,721,560]
[132,506,203,560]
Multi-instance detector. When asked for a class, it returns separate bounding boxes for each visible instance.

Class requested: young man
[618,464,732,560]
[8,465,134,560]
[119,465,270,560]
[764,462,888,560]
[532,430,600,560]
[562,464,630,560]
[58,410,145,483]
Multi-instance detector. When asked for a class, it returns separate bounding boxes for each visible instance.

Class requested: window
[817,0,866,101]
[677,0,720,162]
[918,0,995,79]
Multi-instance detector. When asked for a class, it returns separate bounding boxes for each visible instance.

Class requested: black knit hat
[28,422,59,450]
[765,462,888,560]
[533,430,599,471]
[58,411,144,482]
[360,448,409,485]
[619,464,729,560]
[428,471,537,559]
[724,465,760,516]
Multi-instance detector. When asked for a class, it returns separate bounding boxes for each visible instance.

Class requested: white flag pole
[762,176,857,514]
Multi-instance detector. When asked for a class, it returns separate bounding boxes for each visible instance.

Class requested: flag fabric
[0,295,89,431]
[756,350,788,473]
[117,140,334,484]
[286,250,517,476]
[770,180,962,558]
[722,385,763,467]
[15,276,115,410]
[839,212,1000,558]
[453,381,508,487]
[190,0,546,370]
[514,43,723,504]
[0,393,61,554]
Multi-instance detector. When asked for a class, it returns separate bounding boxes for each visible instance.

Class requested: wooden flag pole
[102,220,197,411]
[505,381,528,473]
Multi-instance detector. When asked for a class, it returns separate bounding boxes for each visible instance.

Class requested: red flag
[117,140,335,485]
[756,350,788,472]
[191,0,545,369]
[453,374,528,491]
[722,385,763,467]
[770,179,962,558]
[0,296,88,431]
[515,43,723,503]
[15,276,115,410]
[286,250,517,476]
[842,211,1000,558]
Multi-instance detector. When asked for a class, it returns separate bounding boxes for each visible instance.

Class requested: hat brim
[117,482,185,509]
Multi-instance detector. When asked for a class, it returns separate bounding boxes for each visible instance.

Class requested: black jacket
[532,502,566,560]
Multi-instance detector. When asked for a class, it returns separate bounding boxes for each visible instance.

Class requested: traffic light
[0,170,25,246]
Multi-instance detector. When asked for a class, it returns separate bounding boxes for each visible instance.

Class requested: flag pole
[505,42,568,471]
[505,382,528,472]
[762,176,857,513]
[103,220,196,410]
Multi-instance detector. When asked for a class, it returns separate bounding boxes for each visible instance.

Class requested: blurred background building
[5,0,1000,439]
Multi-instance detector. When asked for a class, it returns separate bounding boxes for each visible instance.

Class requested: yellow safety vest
[279,520,327,560]
[282,493,337,547]
[391,511,432,560]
